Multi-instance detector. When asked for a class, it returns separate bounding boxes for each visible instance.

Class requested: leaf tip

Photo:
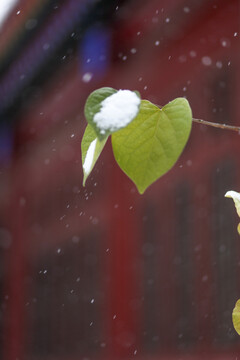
[137,185,147,195]
[82,170,89,187]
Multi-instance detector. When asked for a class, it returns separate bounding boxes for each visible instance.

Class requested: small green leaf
[81,124,108,186]
[84,87,117,141]
[84,87,141,141]
[112,98,192,194]
[232,299,240,335]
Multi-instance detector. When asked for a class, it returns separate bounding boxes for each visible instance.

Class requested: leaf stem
[192,118,240,132]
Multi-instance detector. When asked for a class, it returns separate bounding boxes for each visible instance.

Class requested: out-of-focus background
[0,0,240,359]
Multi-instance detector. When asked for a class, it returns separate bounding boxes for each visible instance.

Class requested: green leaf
[112,98,192,194]
[81,124,108,186]
[232,299,240,335]
[84,87,117,141]
[84,87,141,141]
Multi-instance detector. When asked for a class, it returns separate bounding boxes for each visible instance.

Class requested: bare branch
[192,118,240,133]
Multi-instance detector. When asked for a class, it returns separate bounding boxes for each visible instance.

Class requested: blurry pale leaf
[232,299,240,335]
[84,87,141,141]
[81,124,108,186]
[225,190,240,234]
[112,98,192,194]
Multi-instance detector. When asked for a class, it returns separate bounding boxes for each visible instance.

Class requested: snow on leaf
[225,191,240,217]
[81,124,108,186]
[84,87,141,141]
[225,190,240,234]
[83,138,97,174]
[93,90,140,134]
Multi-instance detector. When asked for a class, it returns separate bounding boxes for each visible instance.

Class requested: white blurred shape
[0,0,19,29]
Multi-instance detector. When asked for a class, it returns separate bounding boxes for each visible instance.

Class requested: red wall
[2,0,240,359]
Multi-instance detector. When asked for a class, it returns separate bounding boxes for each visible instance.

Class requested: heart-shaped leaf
[232,299,240,335]
[81,124,108,186]
[112,98,192,194]
[84,87,141,141]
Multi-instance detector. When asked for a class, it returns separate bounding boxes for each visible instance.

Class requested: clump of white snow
[83,138,97,174]
[93,90,140,134]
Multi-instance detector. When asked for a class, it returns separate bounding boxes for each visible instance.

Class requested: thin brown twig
[192,118,240,133]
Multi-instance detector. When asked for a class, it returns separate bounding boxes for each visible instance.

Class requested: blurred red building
[0,0,240,359]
